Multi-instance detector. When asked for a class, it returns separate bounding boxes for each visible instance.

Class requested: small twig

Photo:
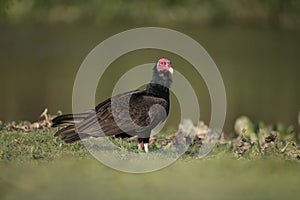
[281,142,290,153]
[40,108,48,121]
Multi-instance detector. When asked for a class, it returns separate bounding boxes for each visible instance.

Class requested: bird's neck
[146,83,169,100]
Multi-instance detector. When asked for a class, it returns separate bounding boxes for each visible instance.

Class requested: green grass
[1,157,300,200]
[0,130,89,162]
[0,125,299,162]
[0,127,300,200]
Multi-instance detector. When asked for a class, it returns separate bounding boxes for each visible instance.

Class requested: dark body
[52,60,173,147]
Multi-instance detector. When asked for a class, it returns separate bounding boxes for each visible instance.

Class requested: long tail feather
[54,123,93,143]
[52,112,91,127]
[54,125,81,143]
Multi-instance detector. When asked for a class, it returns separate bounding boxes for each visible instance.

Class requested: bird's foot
[144,143,149,153]
[138,142,143,151]
[137,142,149,152]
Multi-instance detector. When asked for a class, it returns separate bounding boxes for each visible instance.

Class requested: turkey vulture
[52,58,173,152]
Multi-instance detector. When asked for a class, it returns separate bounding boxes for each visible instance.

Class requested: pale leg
[144,143,149,153]
[138,142,143,151]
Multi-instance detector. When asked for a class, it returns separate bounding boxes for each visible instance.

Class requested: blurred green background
[0,0,300,132]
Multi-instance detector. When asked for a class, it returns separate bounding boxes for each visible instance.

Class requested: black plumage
[52,58,174,151]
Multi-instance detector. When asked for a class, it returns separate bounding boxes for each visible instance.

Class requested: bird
[52,58,174,152]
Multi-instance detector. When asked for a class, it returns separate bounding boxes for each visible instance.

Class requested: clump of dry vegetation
[3,108,58,132]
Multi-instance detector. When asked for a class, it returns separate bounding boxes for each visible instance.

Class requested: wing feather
[75,90,168,137]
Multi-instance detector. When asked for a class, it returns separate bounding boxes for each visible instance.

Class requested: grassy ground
[0,116,300,200]
[0,130,88,162]
[1,154,300,200]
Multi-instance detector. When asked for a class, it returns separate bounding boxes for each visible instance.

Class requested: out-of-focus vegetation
[1,158,300,200]
[0,0,299,29]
